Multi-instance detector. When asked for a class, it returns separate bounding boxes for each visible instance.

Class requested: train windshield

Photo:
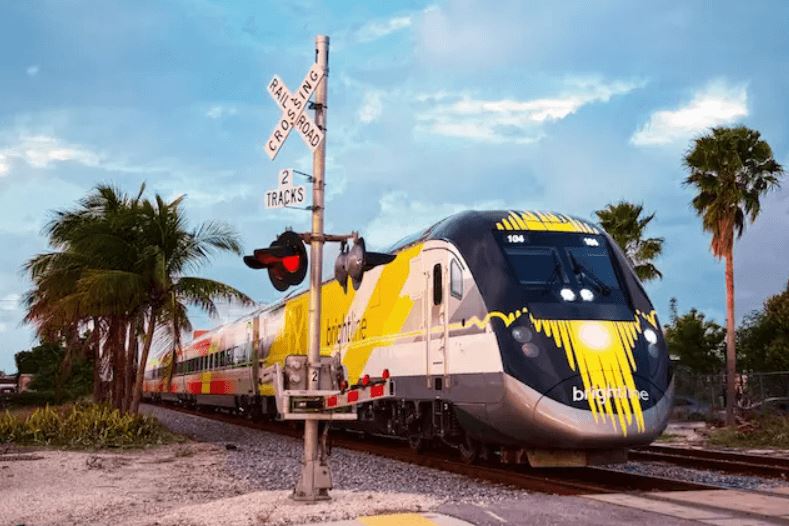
[495,231,630,308]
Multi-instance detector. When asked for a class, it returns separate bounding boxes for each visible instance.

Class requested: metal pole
[292,34,331,502]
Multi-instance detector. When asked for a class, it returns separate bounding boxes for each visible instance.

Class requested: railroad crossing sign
[265,63,325,160]
[265,168,307,209]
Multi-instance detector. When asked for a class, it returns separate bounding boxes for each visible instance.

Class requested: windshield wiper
[533,262,562,295]
[569,253,611,296]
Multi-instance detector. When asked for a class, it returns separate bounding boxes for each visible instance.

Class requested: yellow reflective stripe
[509,211,527,230]
[359,514,439,526]
[501,218,514,230]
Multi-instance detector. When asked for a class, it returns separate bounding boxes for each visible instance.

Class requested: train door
[423,249,450,390]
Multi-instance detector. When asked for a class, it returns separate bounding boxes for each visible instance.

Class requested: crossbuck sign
[265,64,325,160]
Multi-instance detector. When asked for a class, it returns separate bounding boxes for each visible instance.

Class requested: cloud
[0,294,20,312]
[365,191,505,248]
[205,105,237,119]
[415,78,641,144]
[357,15,412,42]
[0,134,171,178]
[0,135,101,171]
[358,91,383,124]
[631,81,748,146]
[26,65,40,77]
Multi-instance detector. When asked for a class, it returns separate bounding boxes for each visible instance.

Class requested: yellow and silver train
[144,210,672,466]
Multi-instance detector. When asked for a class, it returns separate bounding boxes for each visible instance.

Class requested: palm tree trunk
[724,247,737,426]
[124,318,140,413]
[92,318,102,403]
[130,309,157,415]
[111,318,123,410]
[112,317,127,411]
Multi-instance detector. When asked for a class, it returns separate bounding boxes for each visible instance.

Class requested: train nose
[479,374,673,449]
[531,374,672,447]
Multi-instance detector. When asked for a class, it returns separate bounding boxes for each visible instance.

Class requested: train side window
[450,259,463,299]
[433,263,443,305]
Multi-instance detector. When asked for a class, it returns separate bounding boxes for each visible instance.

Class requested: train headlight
[511,326,533,343]
[644,328,660,358]
[579,288,594,302]
[521,343,540,358]
[560,288,576,301]
[579,322,611,350]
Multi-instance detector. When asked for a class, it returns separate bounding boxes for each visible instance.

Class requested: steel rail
[630,445,789,480]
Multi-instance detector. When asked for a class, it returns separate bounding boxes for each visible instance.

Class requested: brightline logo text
[572,385,649,403]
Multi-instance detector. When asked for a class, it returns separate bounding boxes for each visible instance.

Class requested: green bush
[707,415,789,449]
[0,403,176,448]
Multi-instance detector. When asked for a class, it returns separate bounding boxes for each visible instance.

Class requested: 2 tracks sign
[264,168,307,209]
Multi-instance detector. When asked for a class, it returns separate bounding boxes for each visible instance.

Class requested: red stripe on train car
[187,381,202,394]
[347,390,359,403]
[326,395,338,408]
[210,380,232,394]
[371,384,384,398]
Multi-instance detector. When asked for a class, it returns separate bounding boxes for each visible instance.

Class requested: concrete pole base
[291,458,333,502]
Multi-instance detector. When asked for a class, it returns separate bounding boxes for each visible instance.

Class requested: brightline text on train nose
[572,386,649,402]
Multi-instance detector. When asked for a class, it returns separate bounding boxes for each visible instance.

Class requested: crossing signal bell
[243,231,308,291]
[334,237,396,292]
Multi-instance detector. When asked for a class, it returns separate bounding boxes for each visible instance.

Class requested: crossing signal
[244,231,308,291]
[334,237,395,292]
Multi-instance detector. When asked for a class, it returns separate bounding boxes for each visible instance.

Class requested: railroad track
[149,403,714,495]
[630,444,789,480]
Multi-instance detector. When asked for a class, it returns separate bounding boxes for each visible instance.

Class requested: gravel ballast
[141,404,526,503]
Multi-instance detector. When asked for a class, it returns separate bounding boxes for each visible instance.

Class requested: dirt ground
[0,443,438,526]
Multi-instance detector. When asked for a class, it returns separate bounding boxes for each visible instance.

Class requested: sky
[1,1,788,373]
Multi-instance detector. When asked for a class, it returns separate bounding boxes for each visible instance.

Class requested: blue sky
[1,1,788,372]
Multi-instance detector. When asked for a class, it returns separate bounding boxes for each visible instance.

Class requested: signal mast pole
[293,34,331,501]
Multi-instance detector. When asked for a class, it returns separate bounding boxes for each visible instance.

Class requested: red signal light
[361,374,370,386]
[243,231,308,291]
[282,255,300,273]
[382,369,390,380]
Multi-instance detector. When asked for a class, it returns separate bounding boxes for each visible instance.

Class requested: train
[144,210,673,466]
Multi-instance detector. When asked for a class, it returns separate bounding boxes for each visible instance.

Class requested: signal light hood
[242,230,308,291]
[341,237,396,292]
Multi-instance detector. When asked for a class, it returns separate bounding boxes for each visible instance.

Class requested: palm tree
[683,126,784,425]
[24,184,254,414]
[594,201,664,282]
[128,193,254,413]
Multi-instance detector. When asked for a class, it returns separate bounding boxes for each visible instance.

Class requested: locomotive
[144,210,673,466]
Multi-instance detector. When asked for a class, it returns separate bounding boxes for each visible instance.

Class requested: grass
[0,402,179,449]
[656,432,682,442]
[707,415,789,449]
